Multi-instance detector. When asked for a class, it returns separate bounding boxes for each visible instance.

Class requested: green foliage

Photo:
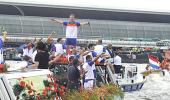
[43,80,50,87]
[13,83,25,96]
[63,83,124,100]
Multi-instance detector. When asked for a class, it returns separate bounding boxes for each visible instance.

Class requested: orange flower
[45,87,51,90]
[26,84,32,90]
[60,86,65,90]
[28,90,33,94]
[53,83,58,89]
[43,89,47,96]
[19,81,26,87]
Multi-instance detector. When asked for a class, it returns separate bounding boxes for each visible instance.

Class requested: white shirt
[94,45,105,55]
[23,48,34,58]
[83,51,96,70]
[83,51,96,63]
[132,54,136,60]
[114,55,122,65]
[83,62,95,80]
[54,43,64,56]
[32,50,37,62]
[94,45,106,63]
[64,22,80,38]
[66,26,78,38]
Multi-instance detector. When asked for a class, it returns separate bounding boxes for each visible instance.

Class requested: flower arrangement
[0,64,10,73]
[13,75,65,100]
[63,83,124,100]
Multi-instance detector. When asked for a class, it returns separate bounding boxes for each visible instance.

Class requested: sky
[0,0,170,12]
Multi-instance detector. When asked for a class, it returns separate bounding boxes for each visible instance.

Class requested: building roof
[1,2,170,23]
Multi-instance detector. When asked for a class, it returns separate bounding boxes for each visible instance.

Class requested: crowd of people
[18,38,121,90]
[0,14,123,91]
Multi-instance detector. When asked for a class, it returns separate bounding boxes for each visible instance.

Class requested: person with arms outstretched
[52,14,89,52]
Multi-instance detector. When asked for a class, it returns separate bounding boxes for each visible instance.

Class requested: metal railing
[1,14,170,40]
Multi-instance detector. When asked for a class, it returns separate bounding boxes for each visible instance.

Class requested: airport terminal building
[0,2,170,41]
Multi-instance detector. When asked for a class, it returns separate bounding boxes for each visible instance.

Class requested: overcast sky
[1,0,170,12]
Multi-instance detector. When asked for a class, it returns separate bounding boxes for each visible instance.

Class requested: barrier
[49,63,111,86]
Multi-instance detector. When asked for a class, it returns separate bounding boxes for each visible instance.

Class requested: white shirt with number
[63,22,80,38]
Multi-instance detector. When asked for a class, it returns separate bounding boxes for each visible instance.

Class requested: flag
[148,55,160,69]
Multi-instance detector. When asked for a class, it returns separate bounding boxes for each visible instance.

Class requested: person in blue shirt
[69,48,81,59]
[0,31,7,64]
[51,38,66,56]
[0,38,4,64]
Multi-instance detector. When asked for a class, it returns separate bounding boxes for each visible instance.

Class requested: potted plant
[13,75,65,100]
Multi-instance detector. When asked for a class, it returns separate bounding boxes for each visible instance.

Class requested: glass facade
[0,14,170,40]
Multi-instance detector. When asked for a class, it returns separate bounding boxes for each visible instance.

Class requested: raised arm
[2,30,7,42]
[81,51,90,56]
[47,31,56,44]
[49,54,62,65]
[51,19,63,24]
[102,53,111,59]
[92,52,105,63]
[80,22,90,26]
